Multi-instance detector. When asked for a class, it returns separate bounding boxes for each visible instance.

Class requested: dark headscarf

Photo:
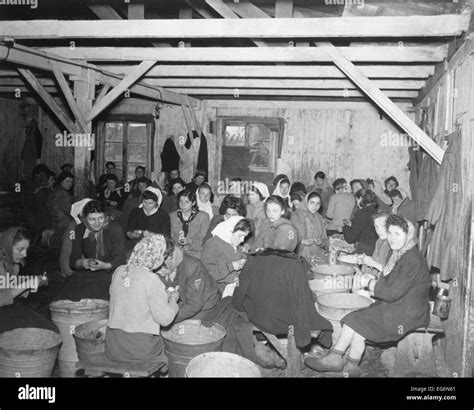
[0,227,24,274]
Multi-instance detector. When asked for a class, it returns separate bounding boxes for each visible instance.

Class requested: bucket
[49,299,109,377]
[73,319,107,362]
[161,319,226,378]
[309,277,351,298]
[311,264,355,279]
[185,352,261,377]
[0,328,62,377]
[316,293,372,320]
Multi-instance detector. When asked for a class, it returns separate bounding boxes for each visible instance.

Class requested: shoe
[255,342,286,370]
[304,349,345,372]
[342,357,362,377]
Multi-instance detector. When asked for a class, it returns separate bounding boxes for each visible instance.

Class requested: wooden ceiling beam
[1,14,469,39]
[185,0,216,19]
[165,88,419,98]
[88,5,123,20]
[0,43,199,107]
[38,45,448,63]
[275,0,294,18]
[17,68,80,133]
[315,41,444,163]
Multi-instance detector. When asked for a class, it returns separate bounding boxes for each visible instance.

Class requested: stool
[252,325,321,377]
[76,352,168,378]
[393,314,444,377]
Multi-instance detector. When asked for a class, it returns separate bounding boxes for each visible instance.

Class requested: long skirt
[104,327,167,368]
[52,270,113,302]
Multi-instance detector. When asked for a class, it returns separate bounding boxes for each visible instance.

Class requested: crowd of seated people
[5,161,430,373]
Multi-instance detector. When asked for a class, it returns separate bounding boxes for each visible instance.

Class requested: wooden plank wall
[203,100,413,193]
[0,97,72,186]
[415,39,474,377]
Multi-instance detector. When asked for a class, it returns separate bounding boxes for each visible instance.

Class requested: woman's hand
[360,273,377,288]
[142,230,152,238]
[232,259,246,271]
[90,260,112,271]
[109,201,118,207]
[301,239,314,246]
[168,290,180,304]
[81,258,96,270]
[178,238,188,246]
[363,255,383,271]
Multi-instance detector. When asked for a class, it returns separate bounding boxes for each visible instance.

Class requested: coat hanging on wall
[196,132,208,179]
[160,137,180,173]
[21,118,43,178]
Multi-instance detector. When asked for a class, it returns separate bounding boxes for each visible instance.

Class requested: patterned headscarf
[126,234,167,272]
[381,220,417,277]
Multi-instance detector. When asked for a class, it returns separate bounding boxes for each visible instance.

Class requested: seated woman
[170,189,210,258]
[291,192,329,264]
[157,236,219,323]
[46,172,74,250]
[0,227,54,334]
[56,201,126,301]
[246,182,269,239]
[290,191,306,212]
[272,177,292,208]
[202,216,252,294]
[196,183,218,220]
[120,176,151,232]
[59,198,93,278]
[105,234,179,368]
[35,170,55,233]
[253,195,298,252]
[352,211,391,298]
[126,187,171,250]
[97,174,125,220]
[366,179,392,212]
[342,188,379,256]
[202,195,247,245]
[305,215,430,375]
[161,178,186,214]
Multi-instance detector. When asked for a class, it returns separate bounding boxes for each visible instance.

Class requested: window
[219,117,283,186]
[97,118,153,182]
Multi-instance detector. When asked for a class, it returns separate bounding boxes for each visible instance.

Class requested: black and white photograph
[0,0,473,408]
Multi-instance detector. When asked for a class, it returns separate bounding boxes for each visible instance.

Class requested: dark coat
[202,214,224,245]
[342,204,378,255]
[201,235,244,293]
[232,250,333,348]
[342,247,431,343]
[69,221,126,272]
[126,207,171,248]
[160,254,219,323]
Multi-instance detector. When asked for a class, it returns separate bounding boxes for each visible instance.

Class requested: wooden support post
[50,61,88,133]
[128,3,145,19]
[73,68,95,198]
[314,42,445,164]
[18,68,79,134]
[85,60,157,122]
[275,0,294,18]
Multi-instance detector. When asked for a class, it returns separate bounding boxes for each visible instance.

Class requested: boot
[255,342,286,370]
[304,348,345,372]
[342,356,362,377]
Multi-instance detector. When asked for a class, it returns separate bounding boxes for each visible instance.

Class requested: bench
[76,352,168,378]
[393,314,444,377]
[252,325,321,377]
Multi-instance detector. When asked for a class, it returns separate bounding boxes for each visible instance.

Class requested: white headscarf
[70,198,93,224]
[252,182,270,200]
[196,186,214,220]
[139,187,163,216]
[272,179,293,207]
[211,216,244,245]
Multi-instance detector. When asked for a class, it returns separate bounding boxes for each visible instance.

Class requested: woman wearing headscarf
[0,227,55,334]
[195,183,218,220]
[126,187,171,250]
[305,215,430,375]
[170,189,210,258]
[201,216,252,294]
[366,179,393,212]
[59,198,93,278]
[272,177,292,208]
[105,234,179,367]
[247,182,269,238]
[291,192,329,264]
